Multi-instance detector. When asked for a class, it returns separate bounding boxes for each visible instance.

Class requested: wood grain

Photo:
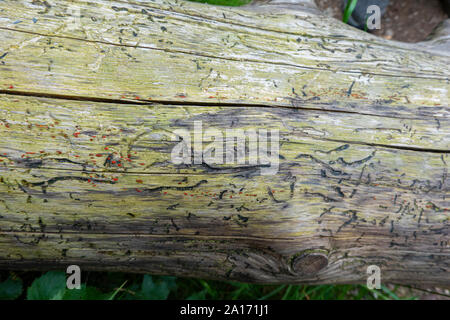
[0,0,448,284]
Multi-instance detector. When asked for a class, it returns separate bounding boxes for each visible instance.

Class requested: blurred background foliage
[0,271,416,300]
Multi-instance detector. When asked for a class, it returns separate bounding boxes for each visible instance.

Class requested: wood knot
[291,253,328,275]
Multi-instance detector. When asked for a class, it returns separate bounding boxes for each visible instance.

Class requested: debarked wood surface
[0,0,448,284]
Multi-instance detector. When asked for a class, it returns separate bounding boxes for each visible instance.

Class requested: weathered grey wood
[0,0,448,285]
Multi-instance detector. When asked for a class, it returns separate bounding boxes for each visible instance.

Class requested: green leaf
[137,275,177,300]
[258,285,286,300]
[0,276,23,300]
[27,271,66,300]
[63,284,108,300]
[187,289,207,300]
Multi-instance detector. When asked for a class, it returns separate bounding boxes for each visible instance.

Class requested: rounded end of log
[290,253,328,275]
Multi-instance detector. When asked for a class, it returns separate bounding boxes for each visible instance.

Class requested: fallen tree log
[0,0,448,285]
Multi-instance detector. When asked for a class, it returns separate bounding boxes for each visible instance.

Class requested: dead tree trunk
[0,0,448,285]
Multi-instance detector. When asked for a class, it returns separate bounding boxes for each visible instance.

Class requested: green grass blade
[108,280,127,300]
[343,0,359,23]
[380,285,400,300]
[281,285,293,300]
[258,285,286,300]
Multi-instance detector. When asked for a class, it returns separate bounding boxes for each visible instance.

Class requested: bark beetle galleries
[291,253,329,275]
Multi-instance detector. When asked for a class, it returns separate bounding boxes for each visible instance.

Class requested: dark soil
[315,0,449,42]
